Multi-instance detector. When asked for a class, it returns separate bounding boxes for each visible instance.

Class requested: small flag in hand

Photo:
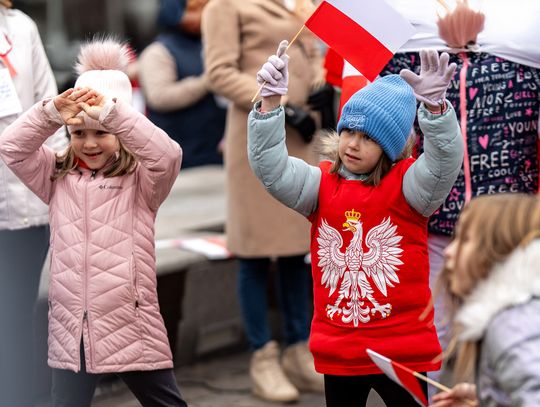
[305,0,415,82]
[367,349,428,407]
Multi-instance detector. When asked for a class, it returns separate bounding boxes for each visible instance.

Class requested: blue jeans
[238,255,311,350]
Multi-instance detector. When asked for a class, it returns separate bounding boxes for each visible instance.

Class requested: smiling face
[338,128,384,175]
[70,128,119,170]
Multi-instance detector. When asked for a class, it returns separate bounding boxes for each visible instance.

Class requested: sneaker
[250,340,300,402]
[282,341,324,393]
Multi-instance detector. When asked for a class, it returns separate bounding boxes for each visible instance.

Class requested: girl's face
[444,221,477,297]
[338,129,383,174]
[70,128,119,170]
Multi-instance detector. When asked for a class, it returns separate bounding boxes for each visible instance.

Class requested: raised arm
[248,41,320,217]
[400,50,464,216]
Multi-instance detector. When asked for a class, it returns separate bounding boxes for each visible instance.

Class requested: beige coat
[202,0,322,257]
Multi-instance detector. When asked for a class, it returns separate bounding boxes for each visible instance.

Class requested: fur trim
[315,129,339,162]
[75,38,130,75]
[456,239,540,341]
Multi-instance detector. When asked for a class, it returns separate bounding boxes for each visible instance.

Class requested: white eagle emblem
[316,209,403,326]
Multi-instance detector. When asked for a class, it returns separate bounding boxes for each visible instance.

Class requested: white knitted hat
[69,38,132,132]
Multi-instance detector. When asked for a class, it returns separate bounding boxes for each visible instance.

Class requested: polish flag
[305,0,415,82]
[339,61,369,118]
[323,47,344,87]
[367,349,428,407]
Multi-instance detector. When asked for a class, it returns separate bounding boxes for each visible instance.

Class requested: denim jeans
[238,255,311,350]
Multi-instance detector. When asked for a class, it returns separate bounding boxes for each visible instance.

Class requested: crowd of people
[0,0,539,406]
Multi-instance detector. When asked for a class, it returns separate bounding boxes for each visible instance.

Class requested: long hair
[316,130,415,186]
[52,137,137,181]
[438,194,540,382]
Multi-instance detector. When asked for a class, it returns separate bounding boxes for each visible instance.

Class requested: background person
[0,2,67,405]
[202,0,325,402]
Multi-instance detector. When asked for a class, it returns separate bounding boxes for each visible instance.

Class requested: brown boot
[250,340,300,402]
[282,341,324,393]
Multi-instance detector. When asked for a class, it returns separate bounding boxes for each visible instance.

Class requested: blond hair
[52,136,137,181]
[315,130,415,186]
[438,194,540,383]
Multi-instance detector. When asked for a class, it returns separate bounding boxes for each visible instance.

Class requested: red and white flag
[339,61,369,118]
[367,349,428,407]
[305,0,415,82]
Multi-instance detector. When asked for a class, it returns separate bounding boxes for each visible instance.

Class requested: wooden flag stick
[250,25,306,103]
[413,372,477,406]
[413,371,451,392]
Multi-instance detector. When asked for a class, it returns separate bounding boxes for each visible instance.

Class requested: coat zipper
[79,170,94,371]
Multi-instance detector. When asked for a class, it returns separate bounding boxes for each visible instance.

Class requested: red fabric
[324,48,344,87]
[338,74,368,119]
[392,360,429,406]
[75,157,90,170]
[308,160,441,375]
[305,1,393,81]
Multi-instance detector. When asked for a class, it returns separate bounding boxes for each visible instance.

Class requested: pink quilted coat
[0,99,182,373]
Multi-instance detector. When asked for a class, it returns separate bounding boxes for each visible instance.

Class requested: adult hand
[430,383,478,407]
[257,40,289,97]
[53,88,96,126]
[400,49,456,110]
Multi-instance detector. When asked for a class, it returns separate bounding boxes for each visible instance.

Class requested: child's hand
[53,88,96,125]
[430,383,478,407]
[257,40,289,97]
[76,89,107,121]
[399,49,456,110]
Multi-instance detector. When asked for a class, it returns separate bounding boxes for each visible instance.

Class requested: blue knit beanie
[337,75,416,161]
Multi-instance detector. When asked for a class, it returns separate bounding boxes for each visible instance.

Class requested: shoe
[250,340,300,402]
[282,341,324,393]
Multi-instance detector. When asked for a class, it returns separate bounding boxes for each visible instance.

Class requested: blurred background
[17,0,158,91]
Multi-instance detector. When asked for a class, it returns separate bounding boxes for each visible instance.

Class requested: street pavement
[91,348,386,407]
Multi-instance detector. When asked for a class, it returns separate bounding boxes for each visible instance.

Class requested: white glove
[256,40,289,97]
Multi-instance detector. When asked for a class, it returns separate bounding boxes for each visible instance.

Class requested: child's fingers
[276,40,289,58]
[68,88,87,101]
[65,116,83,126]
[59,88,75,98]
[268,55,285,71]
[77,101,92,114]
[257,66,279,86]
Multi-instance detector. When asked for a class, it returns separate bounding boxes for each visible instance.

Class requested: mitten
[399,49,457,108]
[256,40,289,97]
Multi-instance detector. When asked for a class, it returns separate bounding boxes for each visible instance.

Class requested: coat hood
[456,239,540,341]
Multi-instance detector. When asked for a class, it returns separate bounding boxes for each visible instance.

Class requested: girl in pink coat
[0,38,187,406]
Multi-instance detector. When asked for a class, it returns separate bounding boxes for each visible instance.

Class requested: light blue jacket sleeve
[403,101,464,217]
[247,103,321,217]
